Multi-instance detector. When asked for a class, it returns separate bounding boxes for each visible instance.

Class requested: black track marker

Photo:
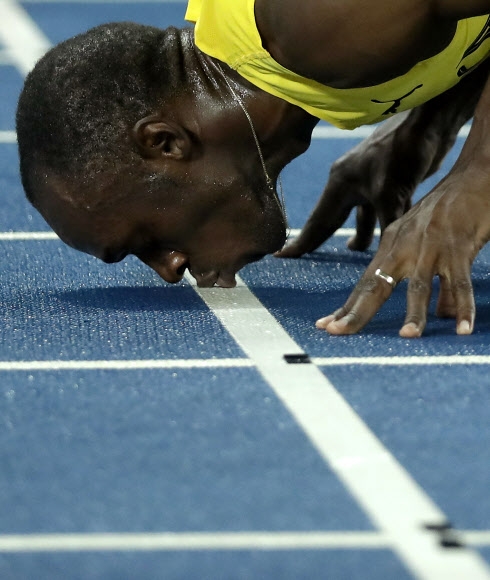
[424,522,465,549]
[283,354,311,364]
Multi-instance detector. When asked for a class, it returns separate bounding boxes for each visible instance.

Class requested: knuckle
[407,277,431,295]
[404,314,425,326]
[344,309,363,328]
[452,278,473,295]
[383,218,399,233]
[333,306,348,320]
[424,219,445,239]
[359,277,380,295]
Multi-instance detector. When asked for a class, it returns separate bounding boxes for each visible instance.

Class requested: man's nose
[146,250,189,284]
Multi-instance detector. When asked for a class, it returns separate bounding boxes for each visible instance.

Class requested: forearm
[393,59,490,178]
[453,63,490,171]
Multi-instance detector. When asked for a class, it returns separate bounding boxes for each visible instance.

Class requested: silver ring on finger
[375,268,396,288]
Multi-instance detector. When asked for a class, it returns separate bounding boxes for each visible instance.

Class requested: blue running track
[0,2,489,579]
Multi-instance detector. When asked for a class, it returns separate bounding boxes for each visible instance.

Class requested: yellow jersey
[185,0,490,129]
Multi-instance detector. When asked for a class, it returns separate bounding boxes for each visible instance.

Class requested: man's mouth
[192,269,237,288]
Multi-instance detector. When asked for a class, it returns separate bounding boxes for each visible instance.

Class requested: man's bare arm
[318,66,490,337]
[277,60,490,258]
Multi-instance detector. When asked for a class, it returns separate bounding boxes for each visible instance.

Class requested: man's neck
[192,43,318,168]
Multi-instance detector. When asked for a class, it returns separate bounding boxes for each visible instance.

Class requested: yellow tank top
[185,0,490,129]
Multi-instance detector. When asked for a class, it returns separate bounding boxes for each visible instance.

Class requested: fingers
[317,253,476,337]
[347,204,376,251]
[435,275,457,318]
[275,178,360,258]
[434,263,475,334]
[316,265,396,334]
[377,192,412,233]
[439,265,475,335]
[399,268,434,338]
[276,206,354,259]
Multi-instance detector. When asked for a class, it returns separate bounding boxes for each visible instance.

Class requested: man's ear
[132,115,192,160]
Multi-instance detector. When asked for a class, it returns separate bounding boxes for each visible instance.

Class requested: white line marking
[0,229,360,241]
[465,532,490,547]
[0,49,13,66]
[0,232,59,240]
[0,0,51,76]
[1,355,489,372]
[313,356,490,366]
[288,227,379,238]
[0,359,253,371]
[188,273,490,579]
[312,124,470,139]
[0,131,17,143]
[0,529,487,553]
[0,531,388,552]
[0,128,470,143]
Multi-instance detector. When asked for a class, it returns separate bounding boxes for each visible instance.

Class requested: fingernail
[457,320,472,335]
[316,315,335,328]
[399,322,421,338]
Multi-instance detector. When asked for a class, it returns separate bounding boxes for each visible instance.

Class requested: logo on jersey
[457,16,490,77]
[371,84,423,115]
[369,17,490,115]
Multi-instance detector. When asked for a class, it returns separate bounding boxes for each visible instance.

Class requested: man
[16,0,490,337]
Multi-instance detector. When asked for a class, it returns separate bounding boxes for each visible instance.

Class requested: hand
[316,173,490,337]
[276,110,455,257]
[277,62,489,259]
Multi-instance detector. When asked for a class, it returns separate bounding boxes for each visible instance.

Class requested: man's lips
[192,269,237,288]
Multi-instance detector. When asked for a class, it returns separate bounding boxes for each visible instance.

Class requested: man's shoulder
[254,0,441,88]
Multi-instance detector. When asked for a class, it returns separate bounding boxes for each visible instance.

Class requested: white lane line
[0,529,487,553]
[188,273,490,580]
[0,232,59,240]
[0,359,253,371]
[0,131,17,143]
[0,229,362,240]
[0,0,51,76]
[288,227,379,238]
[312,124,471,139]
[0,531,388,552]
[0,49,13,66]
[313,356,490,366]
[1,355,489,372]
[1,125,469,144]
[465,532,490,547]
[0,228,363,240]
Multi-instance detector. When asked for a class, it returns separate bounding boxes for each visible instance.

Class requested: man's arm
[277,59,490,258]
[317,64,490,337]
